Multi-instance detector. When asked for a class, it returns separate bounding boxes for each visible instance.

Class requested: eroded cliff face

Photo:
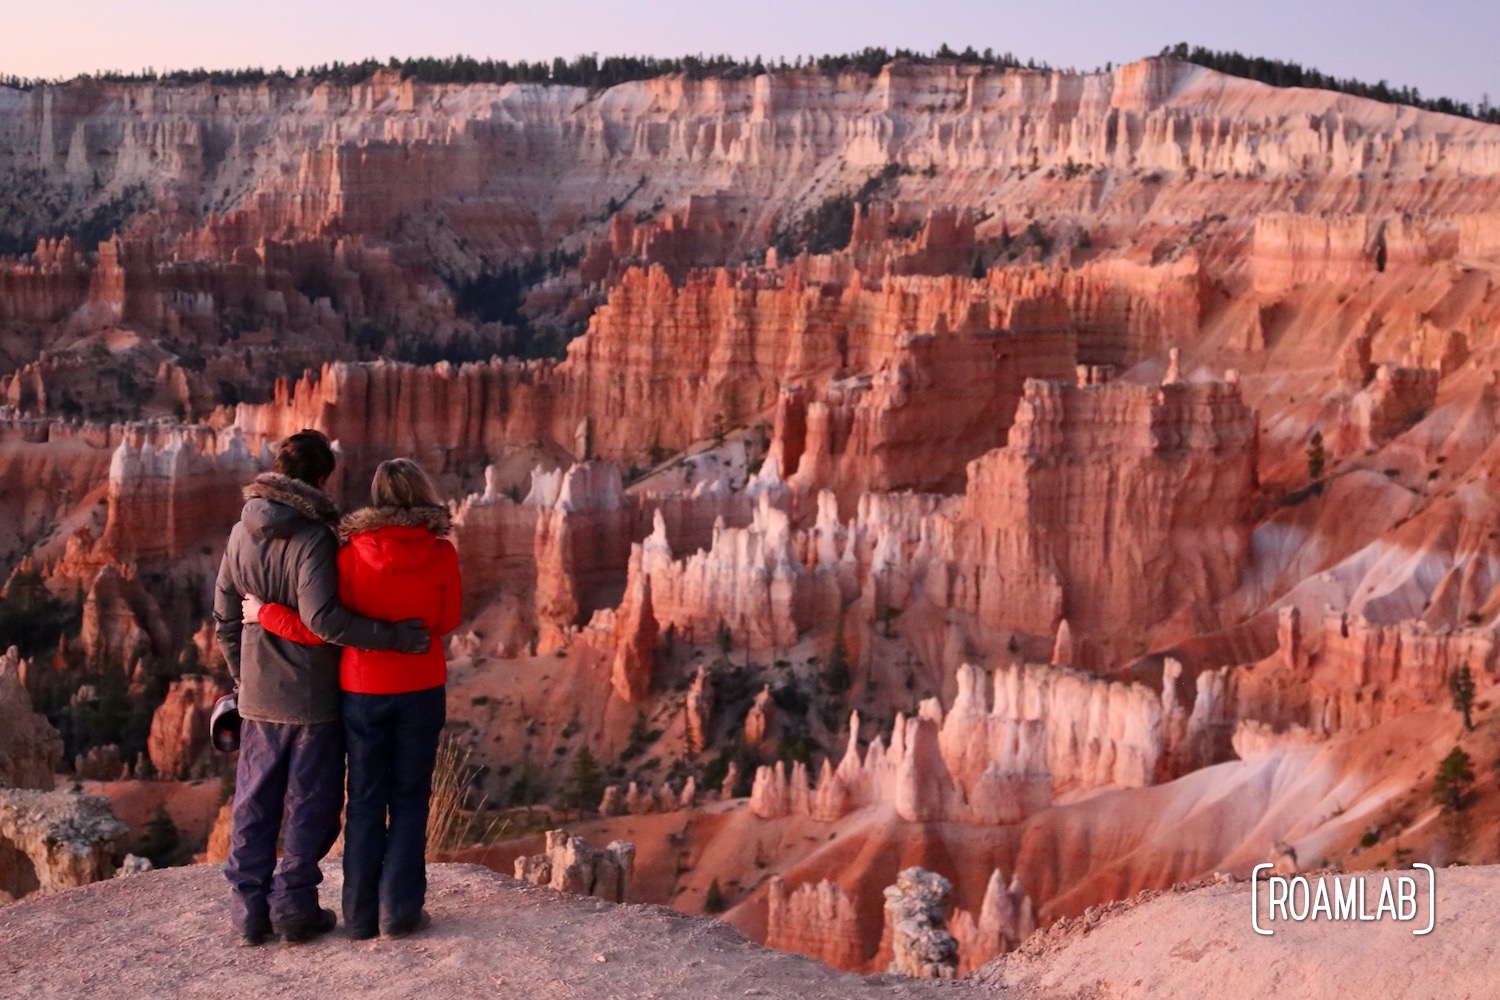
[0,647,62,790]
[747,658,1225,827]
[765,877,864,971]
[943,374,1258,664]
[6,58,1499,264]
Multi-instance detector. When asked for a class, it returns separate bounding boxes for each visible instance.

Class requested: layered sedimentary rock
[0,239,91,324]
[1458,212,1500,258]
[568,263,1087,478]
[1251,214,1471,295]
[943,375,1258,665]
[1343,365,1440,452]
[217,250,1205,510]
[638,497,839,652]
[533,463,632,651]
[0,789,126,898]
[513,829,635,903]
[0,648,62,790]
[8,57,1499,281]
[1252,215,1385,294]
[1233,611,1498,737]
[735,374,1257,679]
[781,322,1076,508]
[752,660,1230,825]
[98,427,259,563]
[936,662,1164,804]
[0,221,458,355]
[146,675,231,780]
[451,466,545,616]
[765,877,863,971]
[232,359,555,493]
[0,416,121,567]
[949,869,1037,975]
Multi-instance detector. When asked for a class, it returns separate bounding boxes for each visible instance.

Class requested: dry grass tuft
[427,730,488,857]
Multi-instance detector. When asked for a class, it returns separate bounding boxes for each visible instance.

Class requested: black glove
[391,619,431,655]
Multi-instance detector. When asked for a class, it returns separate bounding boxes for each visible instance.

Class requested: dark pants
[223,719,344,935]
[342,685,446,934]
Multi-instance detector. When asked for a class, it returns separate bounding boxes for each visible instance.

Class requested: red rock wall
[146,675,231,780]
[765,877,865,972]
[942,376,1258,665]
[98,427,258,563]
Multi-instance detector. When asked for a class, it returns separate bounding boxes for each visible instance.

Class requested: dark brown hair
[371,458,441,508]
[274,429,336,486]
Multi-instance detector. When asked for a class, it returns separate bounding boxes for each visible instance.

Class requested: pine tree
[566,746,605,815]
[703,877,726,914]
[825,611,851,697]
[1306,431,1326,481]
[139,803,180,866]
[1448,666,1476,731]
[1432,746,1475,811]
[628,712,651,748]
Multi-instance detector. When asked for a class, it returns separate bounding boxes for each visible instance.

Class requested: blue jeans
[223,719,344,935]
[342,685,446,934]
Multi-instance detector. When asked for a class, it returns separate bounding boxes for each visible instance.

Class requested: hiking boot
[346,923,378,941]
[278,907,337,944]
[381,910,431,939]
[237,927,273,948]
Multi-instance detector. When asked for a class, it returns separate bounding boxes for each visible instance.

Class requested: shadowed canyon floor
[1,862,1495,999]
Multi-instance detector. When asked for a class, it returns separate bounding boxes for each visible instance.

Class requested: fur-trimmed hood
[338,504,451,543]
[339,504,451,574]
[241,472,339,539]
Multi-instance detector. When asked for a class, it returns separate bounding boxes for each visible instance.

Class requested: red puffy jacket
[258,505,461,695]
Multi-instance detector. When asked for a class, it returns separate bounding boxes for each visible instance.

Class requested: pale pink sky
[5,0,1495,106]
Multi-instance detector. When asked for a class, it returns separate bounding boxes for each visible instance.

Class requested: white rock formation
[513,829,635,903]
[883,868,958,980]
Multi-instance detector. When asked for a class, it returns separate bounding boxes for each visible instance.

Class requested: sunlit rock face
[945,375,1259,666]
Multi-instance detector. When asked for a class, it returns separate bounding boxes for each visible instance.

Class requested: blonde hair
[371,458,441,508]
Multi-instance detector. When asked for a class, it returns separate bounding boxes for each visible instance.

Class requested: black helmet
[211,694,241,753]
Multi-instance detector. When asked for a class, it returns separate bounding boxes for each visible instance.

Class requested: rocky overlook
[0,862,1494,999]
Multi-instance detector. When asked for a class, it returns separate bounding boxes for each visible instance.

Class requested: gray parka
[213,473,423,724]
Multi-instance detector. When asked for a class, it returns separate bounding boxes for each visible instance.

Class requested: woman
[246,458,460,939]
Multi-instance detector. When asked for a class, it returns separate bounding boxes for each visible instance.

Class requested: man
[214,430,429,946]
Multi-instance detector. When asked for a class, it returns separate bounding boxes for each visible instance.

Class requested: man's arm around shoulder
[212,528,244,681]
[294,527,429,653]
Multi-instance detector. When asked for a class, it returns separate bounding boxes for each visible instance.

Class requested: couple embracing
[213,430,462,944]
